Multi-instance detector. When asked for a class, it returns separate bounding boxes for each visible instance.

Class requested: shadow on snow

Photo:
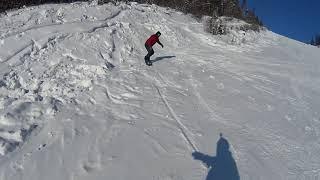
[151,55,176,63]
[192,134,240,180]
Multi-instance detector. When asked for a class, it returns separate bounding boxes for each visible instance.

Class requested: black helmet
[156,31,161,36]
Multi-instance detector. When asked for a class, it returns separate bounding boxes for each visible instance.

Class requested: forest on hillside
[0,0,85,13]
[0,0,262,27]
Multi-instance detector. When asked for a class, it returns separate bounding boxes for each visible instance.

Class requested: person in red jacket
[144,31,164,66]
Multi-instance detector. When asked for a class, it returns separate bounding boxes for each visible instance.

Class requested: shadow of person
[192,134,240,180]
[151,56,176,63]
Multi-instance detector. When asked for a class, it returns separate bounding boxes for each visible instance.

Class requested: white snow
[0,1,320,180]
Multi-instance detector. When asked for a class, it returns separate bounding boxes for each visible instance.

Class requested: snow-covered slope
[0,2,320,179]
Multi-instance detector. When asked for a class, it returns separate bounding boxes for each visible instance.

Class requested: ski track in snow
[0,1,320,180]
[152,72,198,152]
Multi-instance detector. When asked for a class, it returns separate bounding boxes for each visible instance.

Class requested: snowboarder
[144,31,164,66]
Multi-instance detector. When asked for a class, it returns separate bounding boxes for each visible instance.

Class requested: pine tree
[310,34,320,46]
[223,0,242,19]
[311,37,315,46]
[241,0,247,12]
[316,34,320,46]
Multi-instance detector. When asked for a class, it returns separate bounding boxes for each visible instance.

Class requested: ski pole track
[153,83,198,152]
[149,69,212,170]
[150,69,199,152]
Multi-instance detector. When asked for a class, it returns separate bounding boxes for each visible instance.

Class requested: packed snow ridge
[0,1,320,180]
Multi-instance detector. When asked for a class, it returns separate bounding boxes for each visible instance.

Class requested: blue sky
[246,0,320,43]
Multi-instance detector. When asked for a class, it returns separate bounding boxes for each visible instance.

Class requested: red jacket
[145,34,159,47]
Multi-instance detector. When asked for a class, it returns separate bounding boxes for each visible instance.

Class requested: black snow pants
[145,44,154,61]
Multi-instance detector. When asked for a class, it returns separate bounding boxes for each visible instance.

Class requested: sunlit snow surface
[0,2,320,180]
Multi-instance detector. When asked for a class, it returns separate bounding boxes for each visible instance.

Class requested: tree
[241,0,248,14]
[310,34,320,46]
[316,34,320,46]
[223,0,243,18]
[311,37,315,46]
